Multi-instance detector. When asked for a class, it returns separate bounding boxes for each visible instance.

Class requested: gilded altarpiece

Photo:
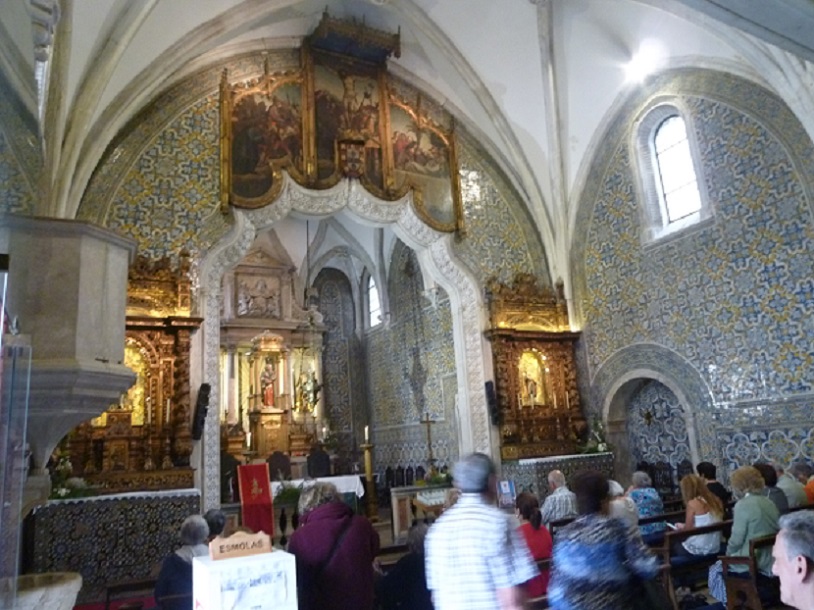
[485,275,587,459]
[67,256,201,492]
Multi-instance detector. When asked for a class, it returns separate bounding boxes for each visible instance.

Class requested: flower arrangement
[579,417,612,454]
[49,453,94,499]
[273,480,303,506]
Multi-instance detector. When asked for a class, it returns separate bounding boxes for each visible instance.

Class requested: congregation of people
[152,454,814,610]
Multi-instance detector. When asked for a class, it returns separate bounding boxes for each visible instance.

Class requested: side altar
[60,255,201,494]
[485,274,588,460]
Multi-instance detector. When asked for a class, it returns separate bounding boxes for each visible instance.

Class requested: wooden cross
[420,412,436,464]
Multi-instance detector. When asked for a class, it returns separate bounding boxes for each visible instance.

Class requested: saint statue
[260,361,277,407]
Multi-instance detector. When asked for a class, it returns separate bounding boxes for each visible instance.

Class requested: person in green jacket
[707,465,780,603]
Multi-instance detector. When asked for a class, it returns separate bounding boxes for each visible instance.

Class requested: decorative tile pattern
[456,137,550,287]
[104,96,228,260]
[26,491,200,603]
[315,268,367,460]
[628,381,691,471]
[574,69,814,472]
[502,452,614,500]
[0,129,34,215]
[366,242,458,473]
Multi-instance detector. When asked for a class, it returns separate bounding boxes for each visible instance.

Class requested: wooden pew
[375,542,409,573]
[656,520,733,610]
[721,533,780,610]
[639,510,687,547]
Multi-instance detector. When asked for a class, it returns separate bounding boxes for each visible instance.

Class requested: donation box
[193,549,297,610]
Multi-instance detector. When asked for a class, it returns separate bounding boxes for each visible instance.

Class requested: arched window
[653,115,702,223]
[367,274,381,328]
[634,103,712,243]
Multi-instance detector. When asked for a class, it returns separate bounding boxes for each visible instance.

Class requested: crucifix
[420,412,436,471]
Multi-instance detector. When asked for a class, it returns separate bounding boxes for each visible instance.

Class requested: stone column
[0,216,136,479]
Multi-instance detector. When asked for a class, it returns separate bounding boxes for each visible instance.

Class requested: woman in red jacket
[516,491,553,597]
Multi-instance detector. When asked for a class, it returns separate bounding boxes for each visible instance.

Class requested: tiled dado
[501,452,614,501]
[711,396,814,474]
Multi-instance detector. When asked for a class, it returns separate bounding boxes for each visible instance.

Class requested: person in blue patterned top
[628,471,666,536]
[548,470,661,610]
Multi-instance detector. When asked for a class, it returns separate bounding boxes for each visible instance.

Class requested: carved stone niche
[484,274,587,460]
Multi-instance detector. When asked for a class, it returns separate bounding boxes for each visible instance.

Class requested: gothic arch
[591,343,713,485]
[196,177,492,509]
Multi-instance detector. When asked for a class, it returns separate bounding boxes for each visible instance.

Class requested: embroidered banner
[237,463,274,537]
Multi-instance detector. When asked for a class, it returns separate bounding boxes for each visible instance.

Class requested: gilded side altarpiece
[485,274,587,459]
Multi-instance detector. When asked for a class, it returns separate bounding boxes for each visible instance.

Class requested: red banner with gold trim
[237,463,274,537]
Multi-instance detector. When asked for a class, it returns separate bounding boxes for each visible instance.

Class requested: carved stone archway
[197,177,492,509]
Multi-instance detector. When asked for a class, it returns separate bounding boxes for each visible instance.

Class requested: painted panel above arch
[76,48,550,293]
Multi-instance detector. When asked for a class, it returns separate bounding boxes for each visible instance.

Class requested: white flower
[56,488,69,497]
[598,443,608,453]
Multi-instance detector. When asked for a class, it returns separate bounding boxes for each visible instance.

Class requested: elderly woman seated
[628,470,666,540]
[154,515,210,610]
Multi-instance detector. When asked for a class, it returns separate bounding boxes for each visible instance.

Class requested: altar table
[271,474,365,499]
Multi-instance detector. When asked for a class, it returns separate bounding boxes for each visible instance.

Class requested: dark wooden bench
[657,519,733,610]
[721,533,780,610]
[375,543,409,573]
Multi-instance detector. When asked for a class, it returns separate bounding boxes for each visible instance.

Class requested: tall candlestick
[364,425,369,443]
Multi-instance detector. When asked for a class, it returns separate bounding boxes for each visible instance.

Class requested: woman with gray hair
[627,471,665,537]
[154,515,209,610]
[287,482,380,610]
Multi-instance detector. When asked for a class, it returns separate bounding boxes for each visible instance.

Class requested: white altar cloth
[271,475,365,498]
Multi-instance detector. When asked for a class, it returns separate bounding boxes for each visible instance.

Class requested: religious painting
[219,14,463,232]
[222,70,305,208]
[312,60,385,190]
[389,96,459,232]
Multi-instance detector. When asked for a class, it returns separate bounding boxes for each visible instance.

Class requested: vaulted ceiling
[1,0,813,287]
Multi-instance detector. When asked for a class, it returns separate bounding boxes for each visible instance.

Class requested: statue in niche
[295,371,321,413]
[519,350,547,407]
[260,360,277,407]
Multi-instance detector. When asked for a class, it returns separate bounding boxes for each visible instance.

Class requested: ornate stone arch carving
[197,177,491,508]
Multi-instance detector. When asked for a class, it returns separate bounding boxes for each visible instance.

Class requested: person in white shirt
[540,470,577,526]
[772,510,814,610]
[425,452,538,610]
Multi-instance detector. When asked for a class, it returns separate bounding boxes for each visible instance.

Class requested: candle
[246,432,252,448]
[364,425,369,443]
[322,426,327,440]
[554,394,558,410]
[147,405,151,425]
[166,399,171,423]
[566,390,570,411]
